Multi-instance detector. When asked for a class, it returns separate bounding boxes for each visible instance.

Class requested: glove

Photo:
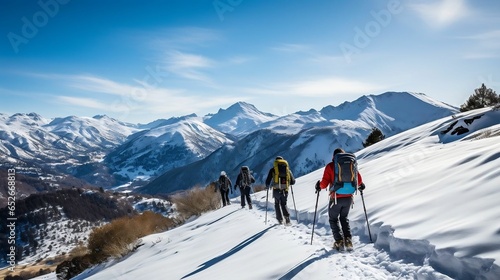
[315,180,321,192]
[358,183,366,191]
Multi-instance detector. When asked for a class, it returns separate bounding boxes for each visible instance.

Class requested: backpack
[331,153,358,194]
[273,158,290,190]
[218,175,228,191]
[240,166,252,187]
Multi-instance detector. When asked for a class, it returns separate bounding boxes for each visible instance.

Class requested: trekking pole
[290,185,299,223]
[310,188,320,245]
[360,190,373,243]
[265,186,270,224]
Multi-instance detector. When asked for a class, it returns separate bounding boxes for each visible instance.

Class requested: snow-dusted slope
[105,115,233,183]
[65,107,500,280]
[203,102,278,137]
[355,106,500,266]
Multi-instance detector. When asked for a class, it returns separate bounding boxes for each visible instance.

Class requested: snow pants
[328,196,353,241]
[273,189,289,222]
[239,186,252,207]
[220,188,230,206]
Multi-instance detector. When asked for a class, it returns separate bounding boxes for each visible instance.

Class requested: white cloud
[410,0,470,28]
[164,51,215,83]
[459,29,500,59]
[57,96,114,111]
[246,77,386,97]
[51,74,243,121]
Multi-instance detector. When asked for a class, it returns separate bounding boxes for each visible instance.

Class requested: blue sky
[1,0,499,123]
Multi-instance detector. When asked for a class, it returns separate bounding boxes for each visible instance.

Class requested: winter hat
[275,156,283,160]
[220,171,226,176]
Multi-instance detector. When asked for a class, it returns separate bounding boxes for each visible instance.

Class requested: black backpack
[218,175,228,191]
[240,166,252,187]
[331,153,358,194]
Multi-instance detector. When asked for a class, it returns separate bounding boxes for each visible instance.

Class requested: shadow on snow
[181,224,278,279]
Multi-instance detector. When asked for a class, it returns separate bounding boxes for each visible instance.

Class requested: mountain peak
[204,102,277,136]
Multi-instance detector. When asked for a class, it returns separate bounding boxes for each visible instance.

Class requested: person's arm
[289,170,296,185]
[265,168,273,188]
[357,172,365,190]
[235,174,241,189]
[319,163,333,190]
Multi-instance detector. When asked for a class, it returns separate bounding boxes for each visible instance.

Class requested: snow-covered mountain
[140,92,458,194]
[58,106,499,280]
[105,114,234,184]
[203,102,278,136]
[0,113,142,192]
[258,92,457,134]
[0,113,140,166]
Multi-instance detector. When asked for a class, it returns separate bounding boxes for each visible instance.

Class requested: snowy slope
[55,106,500,280]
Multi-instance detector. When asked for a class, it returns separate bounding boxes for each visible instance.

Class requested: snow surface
[36,107,500,280]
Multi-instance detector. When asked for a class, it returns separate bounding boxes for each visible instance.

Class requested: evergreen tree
[363,127,385,147]
[460,83,499,112]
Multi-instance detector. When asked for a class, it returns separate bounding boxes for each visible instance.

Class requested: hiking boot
[277,219,283,225]
[249,204,253,209]
[285,216,291,225]
[345,237,353,251]
[333,239,345,251]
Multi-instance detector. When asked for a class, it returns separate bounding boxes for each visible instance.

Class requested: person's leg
[240,188,245,207]
[328,200,343,242]
[273,190,283,222]
[280,191,290,222]
[224,189,230,206]
[245,187,252,208]
[338,197,352,239]
[220,190,226,206]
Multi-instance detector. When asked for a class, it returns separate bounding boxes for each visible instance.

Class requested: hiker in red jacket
[315,148,366,251]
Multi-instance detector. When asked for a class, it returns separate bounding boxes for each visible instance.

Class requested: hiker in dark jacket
[216,171,232,207]
[235,166,255,209]
[316,148,365,251]
[265,156,296,225]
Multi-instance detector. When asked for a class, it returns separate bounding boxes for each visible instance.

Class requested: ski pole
[360,190,373,243]
[265,186,270,224]
[290,185,299,222]
[310,188,320,245]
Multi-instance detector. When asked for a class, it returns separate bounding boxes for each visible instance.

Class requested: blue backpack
[330,153,358,195]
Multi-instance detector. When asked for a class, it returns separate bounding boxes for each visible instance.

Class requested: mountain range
[0,91,458,197]
[139,92,458,194]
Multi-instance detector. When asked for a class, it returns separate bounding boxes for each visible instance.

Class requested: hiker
[315,148,365,251]
[235,166,255,209]
[265,156,296,225]
[216,171,232,207]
